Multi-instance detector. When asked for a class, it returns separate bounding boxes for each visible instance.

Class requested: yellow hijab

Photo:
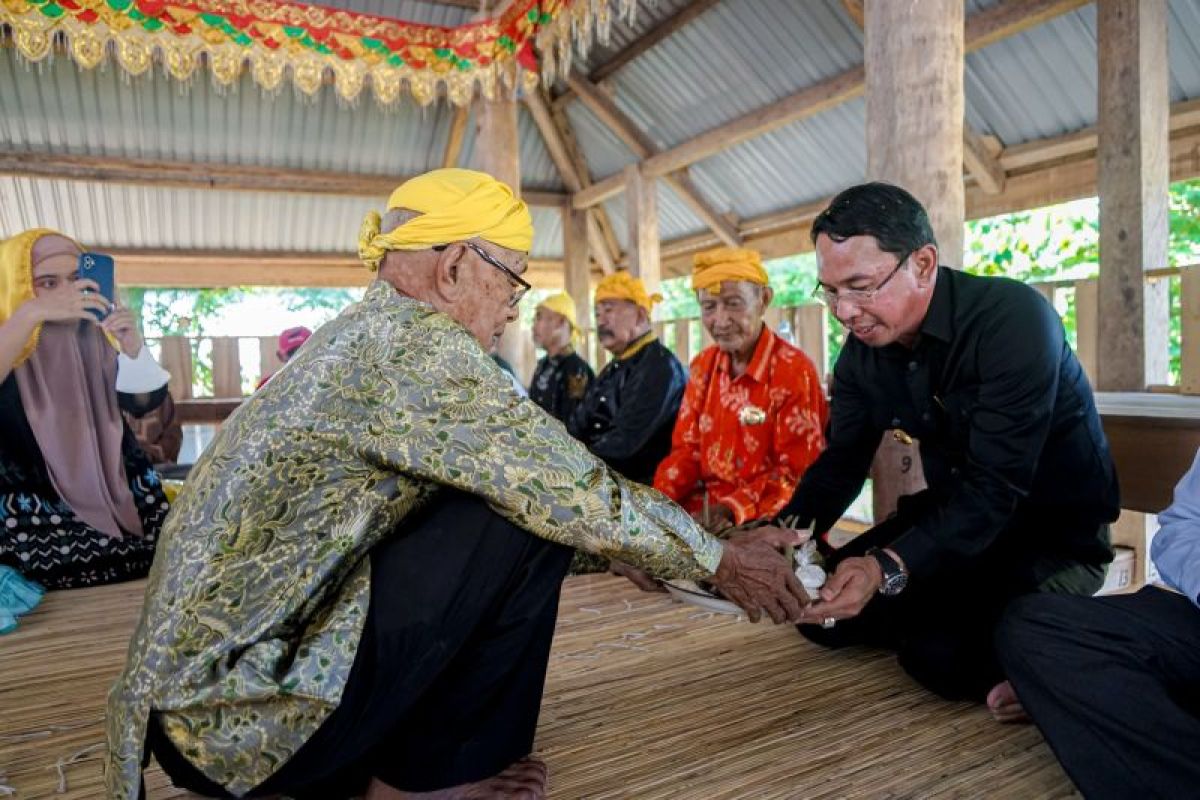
[358,168,534,271]
[0,228,73,367]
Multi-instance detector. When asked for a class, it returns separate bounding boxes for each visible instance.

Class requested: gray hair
[381,208,421,234]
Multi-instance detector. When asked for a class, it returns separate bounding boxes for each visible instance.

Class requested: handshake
[612,526,814,624]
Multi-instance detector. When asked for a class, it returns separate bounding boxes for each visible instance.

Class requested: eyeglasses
[433,242,532,308]
[812,252,910,309]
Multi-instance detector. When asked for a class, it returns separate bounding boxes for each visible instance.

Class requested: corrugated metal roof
[3,0,1200,267]
[0,174,566,258]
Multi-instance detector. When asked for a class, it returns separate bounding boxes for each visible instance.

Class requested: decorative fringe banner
[0,0,644,107]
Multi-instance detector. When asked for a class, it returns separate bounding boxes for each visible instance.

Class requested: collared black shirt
[780,267,1119,579]
[567,332,686,484]
[529,349,594,425]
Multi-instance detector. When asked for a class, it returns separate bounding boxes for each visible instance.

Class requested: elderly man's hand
[610,560,667,593]
[709,526,812,623]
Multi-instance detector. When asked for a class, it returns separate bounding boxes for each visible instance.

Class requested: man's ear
[431,243,469,301]
[912,243,939,286]
[760,285,775,310]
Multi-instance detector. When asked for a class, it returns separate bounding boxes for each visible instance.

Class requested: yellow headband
[358,168,534,272]
[537,291,580,333]
[691,247,768,292]
[0,228,74,367]
[594,271,662,313]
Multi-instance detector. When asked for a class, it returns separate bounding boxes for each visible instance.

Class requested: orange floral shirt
[653,327,828,524]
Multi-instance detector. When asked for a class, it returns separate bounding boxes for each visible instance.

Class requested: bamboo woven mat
[0,575,1077,799]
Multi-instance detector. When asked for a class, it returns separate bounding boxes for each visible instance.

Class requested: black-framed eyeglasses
[433,241,532,308]
[811,251,911,309]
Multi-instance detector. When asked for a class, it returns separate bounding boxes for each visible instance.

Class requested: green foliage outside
[655,178,1200,381]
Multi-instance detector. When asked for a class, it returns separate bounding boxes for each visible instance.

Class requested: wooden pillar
[864,0,964,521]
[1182,269,1200,395]
[259,337,283,384]
[474,93,529,382]
[563,207,591,331]
[1097,0,1170,391]
[624,163,661,301]
[159,335,194,400]
[211,337,243,398]
[1075,279,1100,384]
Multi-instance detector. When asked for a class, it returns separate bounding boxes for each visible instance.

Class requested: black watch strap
[867,547,908,596]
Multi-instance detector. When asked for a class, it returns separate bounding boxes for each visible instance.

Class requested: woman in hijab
[0,229,172,589]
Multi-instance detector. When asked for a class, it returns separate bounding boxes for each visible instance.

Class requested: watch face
[881,572,908,596]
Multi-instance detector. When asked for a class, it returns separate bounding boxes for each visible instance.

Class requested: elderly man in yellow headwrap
[567,270,687,486]
[529,290,593,424]
[654,248,828,531]
[107,170,812,800]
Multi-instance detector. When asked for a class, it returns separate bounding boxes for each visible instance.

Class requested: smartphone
[78,252,116,320]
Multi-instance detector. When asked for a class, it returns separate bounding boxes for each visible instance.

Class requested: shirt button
[922,412,932,422]
[891,417,901,427]
[908,361,918,372]
[600,396,606,402]
[593,423,601,429]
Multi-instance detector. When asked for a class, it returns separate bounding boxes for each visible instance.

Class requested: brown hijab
[6,232,143,539]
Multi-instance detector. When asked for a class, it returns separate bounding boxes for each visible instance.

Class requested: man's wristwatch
[867,547,908,596]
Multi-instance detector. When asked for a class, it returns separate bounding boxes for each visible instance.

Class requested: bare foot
[987,680,1030,724]
[366,757,549,799]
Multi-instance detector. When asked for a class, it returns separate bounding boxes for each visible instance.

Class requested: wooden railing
[150,265,1200,402]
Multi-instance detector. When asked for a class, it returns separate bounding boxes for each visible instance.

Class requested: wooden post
[1182,268,1200,395]
[674,319,692,367]
[1075,279,1100,384]
[624,163,661,300]
[864,0,964,519]
[794,305,829,384]
[474,92,530,383]
[563,207,591,333]
[159,335,194,400]
[259,337,283,385]
[211,337,243,398]
[1097,0,1170,391]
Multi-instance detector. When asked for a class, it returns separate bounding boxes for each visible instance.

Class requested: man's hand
[797,555,882,625]
[610,560,667,593]
[709,526,811,623]
[101,305,144,357]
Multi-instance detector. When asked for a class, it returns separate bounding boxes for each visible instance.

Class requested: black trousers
[148,490,574,798]
[799,493,1106,702]
[996,586,1200,799]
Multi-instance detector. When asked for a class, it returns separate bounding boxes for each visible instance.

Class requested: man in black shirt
[529,291,593,425]
[782,183,1119,715]
[568,271,685,485]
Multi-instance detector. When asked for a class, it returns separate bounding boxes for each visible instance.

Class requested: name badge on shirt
[739,405,767,426]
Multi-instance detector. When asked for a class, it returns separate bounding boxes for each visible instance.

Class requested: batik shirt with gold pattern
[105,280,723,799]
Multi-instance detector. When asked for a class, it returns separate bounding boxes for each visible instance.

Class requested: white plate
[662,579,744,616]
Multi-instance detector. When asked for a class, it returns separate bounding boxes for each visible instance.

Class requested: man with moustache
[653,247,828,531]
[568,270,686,485]
[780,182,1118,718]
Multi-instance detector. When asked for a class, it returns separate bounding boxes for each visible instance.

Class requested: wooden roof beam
[572,0,1091,210]
[0,150,569,207]
[963,125,1007,194]
[442,106,470,168]
[111,248,566,289]
[567,75,741,247]
[522,88,617,273]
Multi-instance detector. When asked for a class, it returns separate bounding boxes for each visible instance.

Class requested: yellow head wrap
[594,271,662,313]
[537,291,580,335]
[691,247,769,292]
[0,228,79,368]
[358,168,533,272]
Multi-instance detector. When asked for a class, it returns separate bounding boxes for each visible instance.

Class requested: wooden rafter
[522,89,617,273]
[573,0,1092,210]
[0,150,568,207]
[442,106,470,168]
[553,0,722,109]
[841,0,865,29]
[567,75,740,247]
[111,248,565,289]
[963,125,1007,194]
[655,104,1200,278]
